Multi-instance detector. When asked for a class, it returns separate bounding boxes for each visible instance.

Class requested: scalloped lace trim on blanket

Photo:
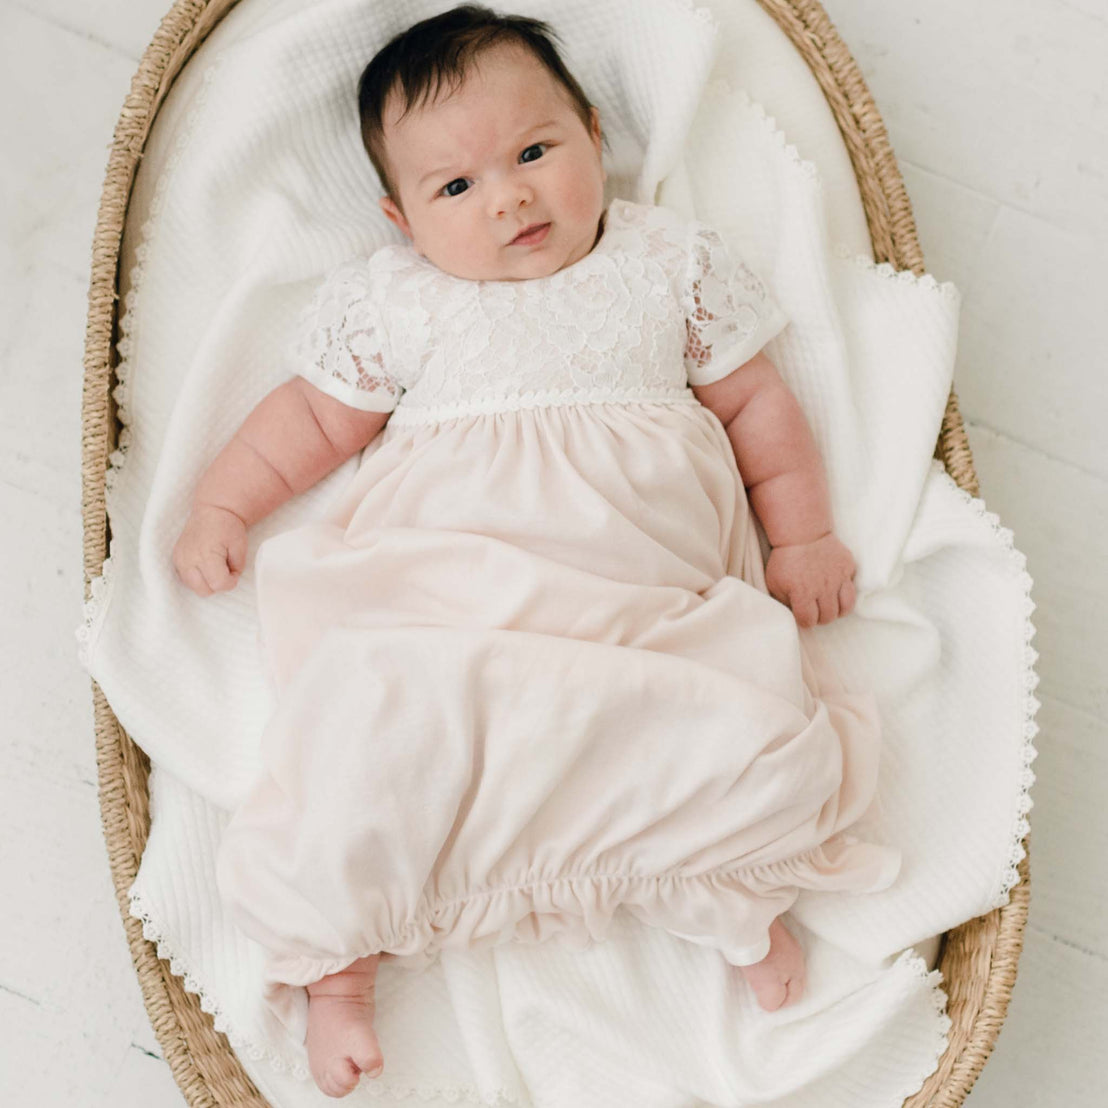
[832,245,962,303]
[669,0,718,29]
[928,460,1039,910]
[74,57,225,672]
[130,886,951,1106]
[703,79,822,188]
[700,79,963,304]
[888,948,954,1103]
[128,890,526,1104]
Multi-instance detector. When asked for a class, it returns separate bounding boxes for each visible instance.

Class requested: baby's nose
[489,178,534,218]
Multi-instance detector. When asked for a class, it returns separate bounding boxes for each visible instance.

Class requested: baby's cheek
[451,222,489,273]
[559,171,603,225]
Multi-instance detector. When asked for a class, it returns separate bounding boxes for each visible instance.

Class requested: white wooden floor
[2,0,1105,1104]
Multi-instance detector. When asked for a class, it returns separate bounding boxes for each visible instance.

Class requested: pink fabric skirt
[215,400,900,1036]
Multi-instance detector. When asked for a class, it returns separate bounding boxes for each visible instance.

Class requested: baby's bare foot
[739,917,806,1011]
[305,955,384,1098]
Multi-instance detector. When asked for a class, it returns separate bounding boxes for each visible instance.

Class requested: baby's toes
[784,972,806,1006]
[319,1055,362,1099]
[752,977,788,1012]
[350,1028,384,1079]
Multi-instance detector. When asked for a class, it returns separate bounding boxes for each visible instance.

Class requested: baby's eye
[520,143,547,163]
[442,178,470,198]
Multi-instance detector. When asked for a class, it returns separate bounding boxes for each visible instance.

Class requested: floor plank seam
[964,420,1108,485]
[4,0,141,62]
[1027,923,1108,963]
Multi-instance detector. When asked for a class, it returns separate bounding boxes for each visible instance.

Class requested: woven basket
[80,1,1031,1104]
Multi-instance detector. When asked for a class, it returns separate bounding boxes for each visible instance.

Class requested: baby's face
[379,44,607,281]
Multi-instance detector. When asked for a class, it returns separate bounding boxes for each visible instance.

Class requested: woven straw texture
[80,1,1031,1104]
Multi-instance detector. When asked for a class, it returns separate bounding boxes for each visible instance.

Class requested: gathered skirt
[215,399,900,1037]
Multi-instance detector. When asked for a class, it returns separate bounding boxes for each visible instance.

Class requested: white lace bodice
[294,199,787,424]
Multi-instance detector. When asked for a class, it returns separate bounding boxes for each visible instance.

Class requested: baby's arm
[172,378,389,596]
[693,351,856,627]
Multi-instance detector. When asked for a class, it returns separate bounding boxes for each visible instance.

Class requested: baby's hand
[172,503,248,597]
[764,532,856,628]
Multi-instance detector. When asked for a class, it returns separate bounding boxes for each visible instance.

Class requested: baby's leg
[737,917,806,1011]
[305,954,384,1098]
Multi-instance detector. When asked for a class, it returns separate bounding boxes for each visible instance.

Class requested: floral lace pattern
[683,224,784,379]
[294,199,787,423]
[294,262,401,412]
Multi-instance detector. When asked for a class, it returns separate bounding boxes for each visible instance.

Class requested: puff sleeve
[293,258,402,412]
[681,224,788,386]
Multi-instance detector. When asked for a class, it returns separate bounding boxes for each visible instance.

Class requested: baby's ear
[379,195,412,239]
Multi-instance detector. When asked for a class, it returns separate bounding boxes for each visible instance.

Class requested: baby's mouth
[510,222,551,246]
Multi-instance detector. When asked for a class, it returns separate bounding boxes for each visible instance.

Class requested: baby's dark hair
[357,4,599,208]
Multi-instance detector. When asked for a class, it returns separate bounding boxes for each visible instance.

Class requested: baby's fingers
[815,590,840,625]
[838,578,856,618]
[179,562,214,598]
[199,548,240,593]
[791,592,820,629]
[226,529,247,577]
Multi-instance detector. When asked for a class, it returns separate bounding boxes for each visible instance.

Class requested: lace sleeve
[293,259,402,412]
[681,224,788,386]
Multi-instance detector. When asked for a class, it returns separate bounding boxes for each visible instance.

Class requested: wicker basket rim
[79,2,1030,1105]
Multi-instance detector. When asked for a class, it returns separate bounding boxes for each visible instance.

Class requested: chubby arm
[173,377,389,596]
[693,351,856,626]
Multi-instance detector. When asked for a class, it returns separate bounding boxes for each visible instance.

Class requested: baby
[174,4,885,1100]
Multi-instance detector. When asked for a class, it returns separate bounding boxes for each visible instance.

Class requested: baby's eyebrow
[418,119,560,188]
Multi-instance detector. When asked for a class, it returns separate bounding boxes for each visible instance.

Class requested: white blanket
[77,0,1039,1104]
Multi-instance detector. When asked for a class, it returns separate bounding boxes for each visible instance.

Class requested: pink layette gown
[215,198,901,1036]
